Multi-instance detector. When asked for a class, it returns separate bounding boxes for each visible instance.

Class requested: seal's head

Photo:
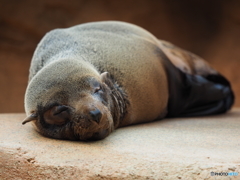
[23,59,125,141]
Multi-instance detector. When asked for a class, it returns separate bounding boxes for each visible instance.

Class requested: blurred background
[0,0,239,113]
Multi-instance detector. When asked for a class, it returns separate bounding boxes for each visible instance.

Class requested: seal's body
[23,21,234,141]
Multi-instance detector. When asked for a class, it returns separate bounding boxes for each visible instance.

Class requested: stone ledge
[0,109,240,180]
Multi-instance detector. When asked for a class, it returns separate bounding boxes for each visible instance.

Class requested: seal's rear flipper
[166,71,234,117]
[157,46,235,117]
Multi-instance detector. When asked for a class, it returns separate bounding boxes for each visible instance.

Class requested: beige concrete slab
[0,109,240,180]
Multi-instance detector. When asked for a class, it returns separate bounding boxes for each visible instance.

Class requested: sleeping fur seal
[23,21,234,141]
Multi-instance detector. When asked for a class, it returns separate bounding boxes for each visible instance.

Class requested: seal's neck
[104,76,129,128]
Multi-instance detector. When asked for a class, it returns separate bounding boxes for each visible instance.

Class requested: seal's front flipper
[22,113,38,125]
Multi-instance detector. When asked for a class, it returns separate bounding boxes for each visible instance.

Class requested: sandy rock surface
[0,109,240,179]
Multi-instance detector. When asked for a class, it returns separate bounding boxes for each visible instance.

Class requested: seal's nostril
[89,109,102,124]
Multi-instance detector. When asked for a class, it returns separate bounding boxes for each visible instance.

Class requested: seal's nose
[89,109,102,124]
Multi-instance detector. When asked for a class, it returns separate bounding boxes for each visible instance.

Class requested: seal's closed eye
[94,86,102,94]
[44,105,71,126]
[53,105,69,115]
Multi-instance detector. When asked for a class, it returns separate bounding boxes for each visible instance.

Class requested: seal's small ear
[22,114,38,125]
[100,72,115,89]
[100,72,110,83]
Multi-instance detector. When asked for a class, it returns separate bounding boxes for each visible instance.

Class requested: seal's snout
[89,109,102,124]
[72,104,113,140]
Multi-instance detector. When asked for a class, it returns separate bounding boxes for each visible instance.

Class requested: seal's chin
[88,129,111,140]
[73,125,112,141]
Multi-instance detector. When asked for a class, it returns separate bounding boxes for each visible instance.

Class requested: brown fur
[23,21,225,141]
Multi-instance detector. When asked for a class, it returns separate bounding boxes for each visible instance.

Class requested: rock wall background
[0,0,239,113]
